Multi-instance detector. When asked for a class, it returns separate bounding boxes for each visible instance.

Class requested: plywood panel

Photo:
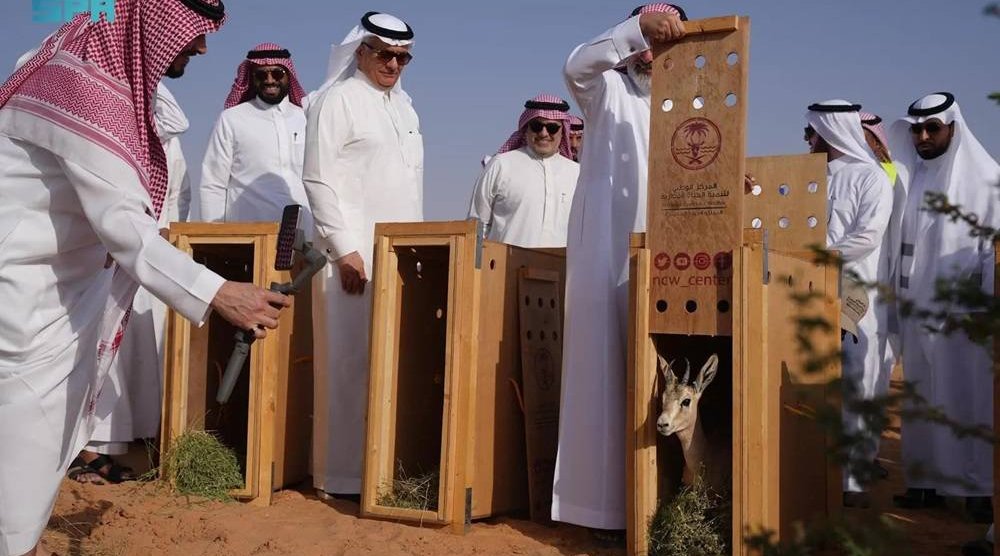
[517,267,562,522]
[744,155,828,252]
[646,17,750,336]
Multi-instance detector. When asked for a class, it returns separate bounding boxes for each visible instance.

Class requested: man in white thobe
[0,2,290,555]
[77,83,195,483]
[304,11,423,497]
[468,94,579,248]
[199,43,311,226]
[554,3,687,532]
[886,93,999,520]
[804,100,893,508]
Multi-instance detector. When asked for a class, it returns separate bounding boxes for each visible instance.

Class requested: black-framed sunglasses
[803,126,816,140]
[909,122,948,135]
[527,120,563,135]
[361,42,413,66]
[253,67,288,81]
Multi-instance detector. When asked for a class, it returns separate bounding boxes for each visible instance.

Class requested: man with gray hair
[304,11,423,499]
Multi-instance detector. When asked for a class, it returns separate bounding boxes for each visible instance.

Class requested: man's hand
[210,281,291,339]
[336,251,368,295]
[639,12,686,44]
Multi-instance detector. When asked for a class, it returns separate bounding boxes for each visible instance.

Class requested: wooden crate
[627,14,841,556]
[361,220,566,532]
[161,223,313,506]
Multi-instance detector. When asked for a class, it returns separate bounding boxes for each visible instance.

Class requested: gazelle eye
[681,399,691,408]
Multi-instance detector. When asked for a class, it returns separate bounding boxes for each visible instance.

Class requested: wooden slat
[645,16,749,336]
[375,220,477,238]
[684,16,740,35]
[169,222,278,236]
[626,248,657,556]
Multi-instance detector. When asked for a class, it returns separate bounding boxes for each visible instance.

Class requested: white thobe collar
[353,69,396,100]
[250,95,292,113]
[521,145,560,164]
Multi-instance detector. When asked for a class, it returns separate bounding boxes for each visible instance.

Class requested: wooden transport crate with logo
[626,16,843,556]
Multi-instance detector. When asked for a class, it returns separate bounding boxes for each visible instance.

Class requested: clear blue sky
[1,0,997,220]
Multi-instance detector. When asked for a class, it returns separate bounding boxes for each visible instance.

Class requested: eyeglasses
[253,67,288,81]
[361,42,413,66]
[803,126,816,140]
[909,122,948,135]
[527,120,563,135]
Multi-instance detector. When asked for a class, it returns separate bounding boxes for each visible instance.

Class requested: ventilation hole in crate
[778,216,790,229]
[661,99,674,112]
[489,259,496,270]
[526,330,533,340]
[725,93,738,107]
[807,181,819,193]
[553,331,559,341]
[416,261,423,273]
[537,297,544,308]
[787,275,794,286]
[693,96,705,110]
[727,52,739,65]
[540,330,547,341]
[751,183,762,196]
[695,54,706,69]
[767,271,772,282]
[656,300,668,313]
[550,298,556,309]
[435,308,443,319]
[778,183,790,196]
[524,296,530,306]
[751,217,763,229]
[807,216,818,228]
[717,300,731,313]
[662,57,675,70]
[685,300,698,313]
[809,281,814,292]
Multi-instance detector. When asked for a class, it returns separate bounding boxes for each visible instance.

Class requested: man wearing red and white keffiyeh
[199,43,312,228]
[568,115,584,162]
[0,2,291,554]
[554,3,687,533]
[468,94,579,248]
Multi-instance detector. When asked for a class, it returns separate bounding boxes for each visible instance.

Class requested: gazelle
[656,354,728,492]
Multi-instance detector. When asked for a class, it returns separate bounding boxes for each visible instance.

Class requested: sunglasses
[803,126,816,140]
[253,67,288,81]
[527,120,563,135]
[361,42,413,66]
[909,122,948,135]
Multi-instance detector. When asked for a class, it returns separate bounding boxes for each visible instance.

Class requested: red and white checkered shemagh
[0,0,224,396]
[223,42,307,109]
[633,3,683,17]
[496,94,574,159]
[859,111,889,152]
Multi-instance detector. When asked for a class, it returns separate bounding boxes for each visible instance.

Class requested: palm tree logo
[671,117,722,170]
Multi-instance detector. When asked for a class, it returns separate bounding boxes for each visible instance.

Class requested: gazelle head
[655,354,719,437]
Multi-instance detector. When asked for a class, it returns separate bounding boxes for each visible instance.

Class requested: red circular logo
[674,252,691,270]
[671,117,722,171]
[714,251,733,271]
[654,252,671,271]
[693,252,712,270]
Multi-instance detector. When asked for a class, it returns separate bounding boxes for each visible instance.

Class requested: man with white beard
[804,100,893,508]
[304,11,423,499]
[553,3,686,536]
[468,94,579,248]
[886,93,999,523]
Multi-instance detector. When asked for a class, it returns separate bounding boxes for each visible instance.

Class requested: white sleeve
[302,91,362,260]
[198,114,234,222]
[564,16,648,111]
[468,160,500,233]
[829,173,893,263]
[59,158,225,325]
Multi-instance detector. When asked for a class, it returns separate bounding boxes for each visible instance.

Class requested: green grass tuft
[648,479,730,556]
[161,430,243,501]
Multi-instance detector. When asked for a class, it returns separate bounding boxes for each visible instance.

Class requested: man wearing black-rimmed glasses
[303,11,423,500]
[199,42,312,227]
[468,94,579,248]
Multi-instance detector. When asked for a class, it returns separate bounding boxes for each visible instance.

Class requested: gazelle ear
[695,354,719,393]
[657,354,674,383]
